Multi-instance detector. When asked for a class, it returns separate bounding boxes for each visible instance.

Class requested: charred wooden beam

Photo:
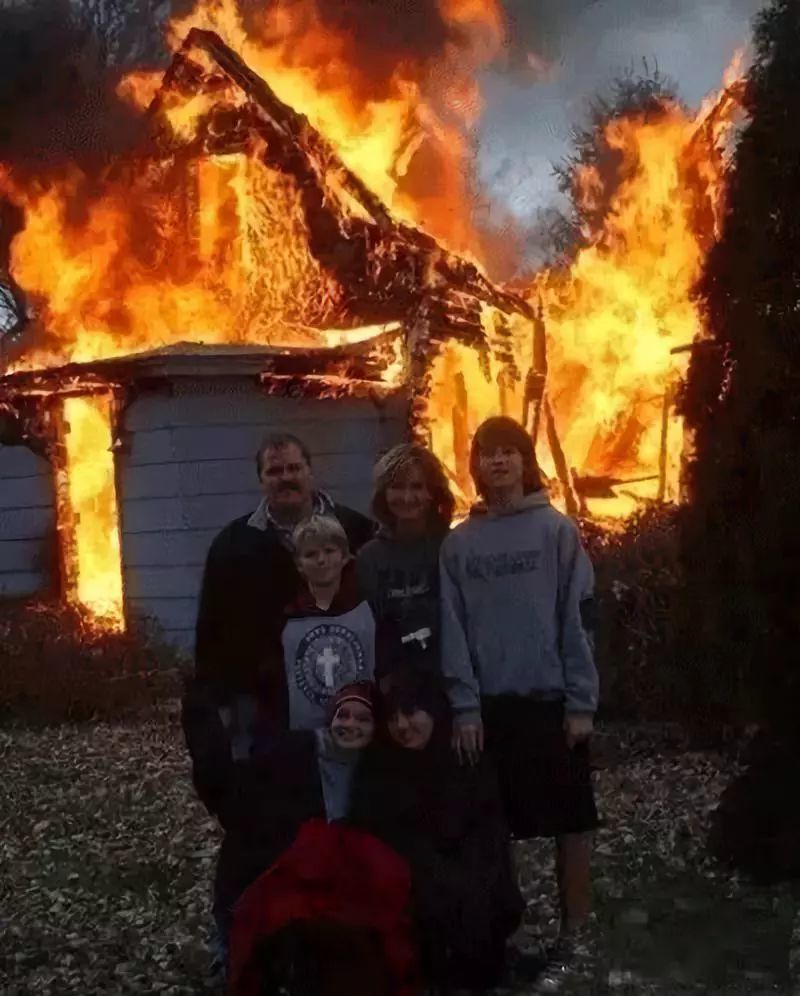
[670,339,724,356]
[179,29,396,231]
[0,330,407,400]
[452,372,471,497]
[259,375,400,402]
[143,28,532,326]
[572,473,659,500]
[657,383,678,502]
[523,300,548,446]
[544,397,578,516]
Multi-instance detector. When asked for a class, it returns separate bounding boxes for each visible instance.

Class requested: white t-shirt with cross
[281,600,376,731]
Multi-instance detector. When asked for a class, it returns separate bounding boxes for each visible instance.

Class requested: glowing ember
[58,394,124,627]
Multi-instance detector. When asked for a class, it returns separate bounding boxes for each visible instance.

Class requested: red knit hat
[329,682,377,719]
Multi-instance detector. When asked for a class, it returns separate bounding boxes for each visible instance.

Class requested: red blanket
[227,819,419,996]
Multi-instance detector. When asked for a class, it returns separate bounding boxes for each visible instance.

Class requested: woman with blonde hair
[357,443,455,687]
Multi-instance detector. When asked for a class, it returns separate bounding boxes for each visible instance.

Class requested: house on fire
[0,29,536,648]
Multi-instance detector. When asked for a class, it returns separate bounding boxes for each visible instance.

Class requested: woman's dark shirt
[356,529,446,683]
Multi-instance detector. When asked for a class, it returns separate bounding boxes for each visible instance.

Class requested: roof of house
[141,28,531,332]
[2,29,530,390]
[0,325,406,395]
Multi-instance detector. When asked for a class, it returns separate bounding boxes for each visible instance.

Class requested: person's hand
[564,712,594,749]
[453,721,484,766]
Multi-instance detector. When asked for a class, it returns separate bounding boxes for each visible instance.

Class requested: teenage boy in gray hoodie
[439,415,599,986]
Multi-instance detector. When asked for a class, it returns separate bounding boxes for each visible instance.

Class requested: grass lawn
[1,714,798,995]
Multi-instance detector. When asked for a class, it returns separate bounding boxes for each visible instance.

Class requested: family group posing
[182,415,600,996]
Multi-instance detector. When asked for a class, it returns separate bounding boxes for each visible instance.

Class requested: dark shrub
[708,732,800,884]
[0,598,186,724]
[583,504,683,723]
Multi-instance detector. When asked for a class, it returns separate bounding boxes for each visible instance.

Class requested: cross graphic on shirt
[316,647,340,689]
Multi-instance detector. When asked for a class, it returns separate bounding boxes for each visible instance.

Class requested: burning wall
[0,341,409,636]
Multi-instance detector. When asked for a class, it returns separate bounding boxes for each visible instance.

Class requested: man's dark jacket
[180,685,327,939]
[194,502,374,695]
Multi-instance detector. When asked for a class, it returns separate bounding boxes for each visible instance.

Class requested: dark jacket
[194,501,373,695]
[347,728,523,990]
[182,679,377,941]
[215,748,326,940]
[182,687,326,938]
[356,529,447,684]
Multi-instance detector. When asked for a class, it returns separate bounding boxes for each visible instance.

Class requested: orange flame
[0,1,505,626]
[0,4,746,565]
[57,393,124,627]
[427,60,745,518]
[537,72,744,515]
[165,0,504,247]
[1,0,504,372]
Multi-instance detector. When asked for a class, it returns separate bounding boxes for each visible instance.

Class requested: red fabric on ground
[227,819,419,996]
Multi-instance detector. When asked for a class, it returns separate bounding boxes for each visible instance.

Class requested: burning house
[0,28,535,644]
[0,6,743,644]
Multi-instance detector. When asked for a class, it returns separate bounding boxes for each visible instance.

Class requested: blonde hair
[371,443,455,533]
[292,514,349,556]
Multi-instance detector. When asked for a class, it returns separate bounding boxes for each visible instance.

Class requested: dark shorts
[481,696,599,840]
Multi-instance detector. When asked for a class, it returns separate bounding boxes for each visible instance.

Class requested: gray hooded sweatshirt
[440,491,598,725]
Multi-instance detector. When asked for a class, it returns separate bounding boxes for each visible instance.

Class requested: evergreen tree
[680,0,800,737]
[551,63,682,261]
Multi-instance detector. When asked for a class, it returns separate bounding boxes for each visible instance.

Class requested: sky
[478,0,764,223]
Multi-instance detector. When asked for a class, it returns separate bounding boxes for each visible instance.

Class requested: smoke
[478,0,764,237]
[504,0,761,64]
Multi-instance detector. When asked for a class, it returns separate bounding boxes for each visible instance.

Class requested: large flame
[427,59,744,518]
[0,0,505,624]
[0,0,504,372]
[164,0,503,247]
[0,3,746,620]
[57,393,124,627]
[1,152,353,367]
[537,64,744,516]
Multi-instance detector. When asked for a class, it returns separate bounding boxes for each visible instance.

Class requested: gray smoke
[478,0,764,247]
[504,0,761,64]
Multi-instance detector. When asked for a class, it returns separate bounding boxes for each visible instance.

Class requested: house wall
[119,377,408,651]
[0,444,56,598]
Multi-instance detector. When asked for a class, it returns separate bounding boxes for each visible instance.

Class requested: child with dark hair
[348,674,524,994]
[440,415,600,986]
[227,683,419,996]
[357,443,455,688]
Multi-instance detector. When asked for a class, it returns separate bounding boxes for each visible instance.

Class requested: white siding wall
[0,444,56,598]
[119,378,408,649]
